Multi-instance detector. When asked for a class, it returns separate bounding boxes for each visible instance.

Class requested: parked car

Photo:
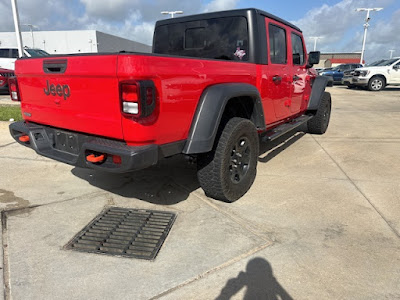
[352,58,400,91]
[319,63,363,84]
[0,68,14,94]
[8,8,331,202]
[342,60,383,88]
[0,47,49,70]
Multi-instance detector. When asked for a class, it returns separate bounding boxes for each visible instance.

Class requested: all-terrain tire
[307,92,331,134]
[368,76,385,91]
[197,117,259,202]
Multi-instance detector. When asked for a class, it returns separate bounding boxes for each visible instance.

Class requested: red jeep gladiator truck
[9,8,331,202]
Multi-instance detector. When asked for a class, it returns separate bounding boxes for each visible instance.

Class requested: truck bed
[16,53,258,145]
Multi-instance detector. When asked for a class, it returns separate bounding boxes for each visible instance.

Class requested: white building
[0,30,152,54]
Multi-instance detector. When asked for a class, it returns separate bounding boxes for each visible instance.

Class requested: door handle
[272,75,282,83]
[293,75,300,81]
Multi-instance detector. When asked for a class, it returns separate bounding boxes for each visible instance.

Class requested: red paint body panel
[16,56,124,140]
[116,55,257,145]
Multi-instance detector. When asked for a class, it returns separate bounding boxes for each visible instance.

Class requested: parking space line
[0,142,16,148]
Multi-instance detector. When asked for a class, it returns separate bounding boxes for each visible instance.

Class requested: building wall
[96,32,151,53]
[313,52,362,68]
[0,30,151,55]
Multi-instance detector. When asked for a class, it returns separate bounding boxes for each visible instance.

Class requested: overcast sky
[0,0,398,63]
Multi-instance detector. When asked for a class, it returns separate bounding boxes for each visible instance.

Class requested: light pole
[22,24,39,48]
[310,37,323,51]
[10,0,24,57]
[161,11,183,18]
[389,50,395,59]
[355,8,383,64]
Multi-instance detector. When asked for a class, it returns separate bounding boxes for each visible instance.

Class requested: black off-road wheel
[307,92,331,134]
[368,76,385,91]
[197,117,259,202]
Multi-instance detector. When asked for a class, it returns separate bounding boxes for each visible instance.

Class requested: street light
[22,23,39,48]
[10,0,24,57]
[355,7,383,64]
[310,36,323,51]
[161,11,183,18]
[389,49,395,59]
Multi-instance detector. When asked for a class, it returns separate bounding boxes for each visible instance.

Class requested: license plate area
[54,130,79,155]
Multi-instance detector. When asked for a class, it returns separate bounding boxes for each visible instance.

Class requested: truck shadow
[258,125,306,163]
[71,155,200,205]
[71,127,305,204]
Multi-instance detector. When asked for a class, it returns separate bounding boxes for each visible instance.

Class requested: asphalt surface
[0,86,399,299]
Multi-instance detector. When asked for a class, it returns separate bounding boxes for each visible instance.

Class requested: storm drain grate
[65,207,176,260]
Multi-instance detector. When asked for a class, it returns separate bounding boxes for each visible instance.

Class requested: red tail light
[8,77,20,101]
[121,83,139,115]
[120,80,156,118]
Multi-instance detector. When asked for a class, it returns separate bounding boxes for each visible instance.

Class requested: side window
[291,33,305,65]
[11,49,19,58]
[0,49,9,58]
[269,24,287,64]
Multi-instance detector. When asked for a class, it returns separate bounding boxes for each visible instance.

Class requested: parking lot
[0,86,399,299]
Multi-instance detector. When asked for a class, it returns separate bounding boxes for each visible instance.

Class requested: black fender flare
[307,76,330,111]
[183,83,265,154]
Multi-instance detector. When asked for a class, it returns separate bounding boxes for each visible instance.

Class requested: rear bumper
[9,121,159,173]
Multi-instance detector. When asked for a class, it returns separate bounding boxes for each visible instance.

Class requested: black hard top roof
[155,8,301,32]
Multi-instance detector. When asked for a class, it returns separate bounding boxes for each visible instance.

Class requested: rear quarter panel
[117,54,258,145]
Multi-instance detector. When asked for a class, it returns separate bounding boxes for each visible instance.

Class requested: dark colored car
[320,63,363,84]
[0,68,14,94]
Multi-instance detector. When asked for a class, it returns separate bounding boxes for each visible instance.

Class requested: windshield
[374,58,399,66]
[367,60,384,66]
[25,49,50,57]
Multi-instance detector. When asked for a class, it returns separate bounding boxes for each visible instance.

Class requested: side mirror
[307,51,320,67]
[394,65,400,70]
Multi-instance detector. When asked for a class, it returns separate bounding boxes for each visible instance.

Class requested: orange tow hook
[19,135,30,142]
[86,154,105,163]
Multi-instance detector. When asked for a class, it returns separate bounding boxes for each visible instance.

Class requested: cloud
[80,0,140,20]
[204,0,239,12]
[344,9,400,61]
[292,0,396,62]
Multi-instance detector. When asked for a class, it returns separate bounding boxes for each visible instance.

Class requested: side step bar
[261,114,313,142]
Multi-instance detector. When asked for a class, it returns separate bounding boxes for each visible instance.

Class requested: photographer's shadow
[216,257,293,300]
[71,155,200,205]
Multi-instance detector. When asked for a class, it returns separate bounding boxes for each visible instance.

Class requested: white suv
[0,48,49,70]
[352,57,400,91]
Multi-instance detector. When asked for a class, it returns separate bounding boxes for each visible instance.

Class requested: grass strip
[0,105,23,121]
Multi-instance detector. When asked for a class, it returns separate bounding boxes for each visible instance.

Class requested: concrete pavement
[0,86,399,299]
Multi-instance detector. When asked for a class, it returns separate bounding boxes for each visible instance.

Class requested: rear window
[25,49,50,57]
[153,17,249,61]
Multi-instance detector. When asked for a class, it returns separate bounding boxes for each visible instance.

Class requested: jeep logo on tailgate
[44,80,71,100]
